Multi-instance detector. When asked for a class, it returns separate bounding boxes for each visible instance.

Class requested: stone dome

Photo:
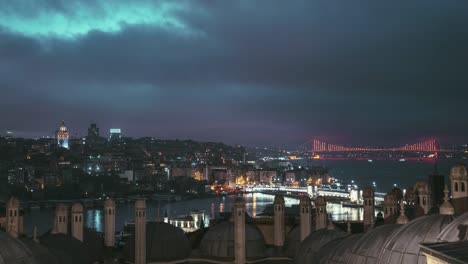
[438,211,468,242]
[104,198,115,207]
[0,231,37,264]
[295,227,348,264]
[349,224,400,264]
[40,233,92,264]
[123,221,191,262]
[299,196,312,206]
[285,225,316,258]
[315,196,326,206]
[71,203,83,213]
[6,197,20,208]
[199,220,266,260]
[55,203,68,212]
[414,181,430,194]
[135,199,146,209]
[450,164,468,180]
[19,237,60,264]
[318,234,363,264]
[274,194,285,204]
[378,214,455,264]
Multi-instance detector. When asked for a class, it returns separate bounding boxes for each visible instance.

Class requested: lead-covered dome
[378,214,455,264]
[40,233,92,264]
[123,221,191,262]
[438,211,468,242]
[0,231,37,264]
[349,224,400,264]
[318,234,363,264]
[295,227,348,264]
[199,220,266,260]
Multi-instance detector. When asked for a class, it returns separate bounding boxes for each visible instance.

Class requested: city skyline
[1,1,468,146]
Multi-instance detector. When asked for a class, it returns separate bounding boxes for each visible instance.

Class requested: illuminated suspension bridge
[312,139,438,153]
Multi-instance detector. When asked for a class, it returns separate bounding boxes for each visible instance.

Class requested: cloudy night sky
[1,0,467,147]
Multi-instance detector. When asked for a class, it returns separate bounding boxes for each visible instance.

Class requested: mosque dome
[0,231,37,264]
[349,224,400,264]
[284,225,309,258]
[40,233,92,264]
[318,234,363,264]
[437,211,468,242]
[378,214,455,264]
[294,227,348,264]
[19,237,60,264]
[450,164,468,180]
[123,221,191,262]
[199,220,266,260]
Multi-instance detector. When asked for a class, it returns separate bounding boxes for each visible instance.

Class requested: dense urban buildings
[1,121,468,263]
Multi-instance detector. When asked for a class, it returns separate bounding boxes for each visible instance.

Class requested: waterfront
[24,192,366,236]
[21,159,465,236]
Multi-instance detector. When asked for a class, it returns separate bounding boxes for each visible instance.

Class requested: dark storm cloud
[0,0,467,146]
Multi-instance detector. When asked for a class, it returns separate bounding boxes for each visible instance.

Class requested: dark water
[22,159,464,236]
[305,159,459,192]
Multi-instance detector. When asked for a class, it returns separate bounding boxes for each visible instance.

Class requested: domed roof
[299,196,311,206]
[274,194,285,204]
[414,181,430,194]
[378,214,455,264]
[438,211,468,242]
[0,231,37,264]
[199,220,266,260]
[123,221,191,262]
[349,224,400,264]
[71,203,83,213]
[318,234,363,264]
[450,164,467,179]
[294,227,348,264]
[7,196,20,208]
[135,199,146,209]
[39,233,92,264]
[315,196,326,206]
[284,224,316,258]
[19,237,60,264]
[104,198,115,207]
[55,203,68,212]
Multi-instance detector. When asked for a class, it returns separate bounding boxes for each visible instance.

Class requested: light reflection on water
[23,193,367,236]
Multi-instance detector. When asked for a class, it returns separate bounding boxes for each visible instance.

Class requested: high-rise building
[56,120,69,149]
[88,123,99,138]
[109,128,122,142]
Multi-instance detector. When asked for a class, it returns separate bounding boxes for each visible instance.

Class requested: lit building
[56,120,69,149]
[109,128,122,142]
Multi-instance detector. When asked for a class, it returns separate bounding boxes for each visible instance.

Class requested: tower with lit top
[56,120,69,149]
